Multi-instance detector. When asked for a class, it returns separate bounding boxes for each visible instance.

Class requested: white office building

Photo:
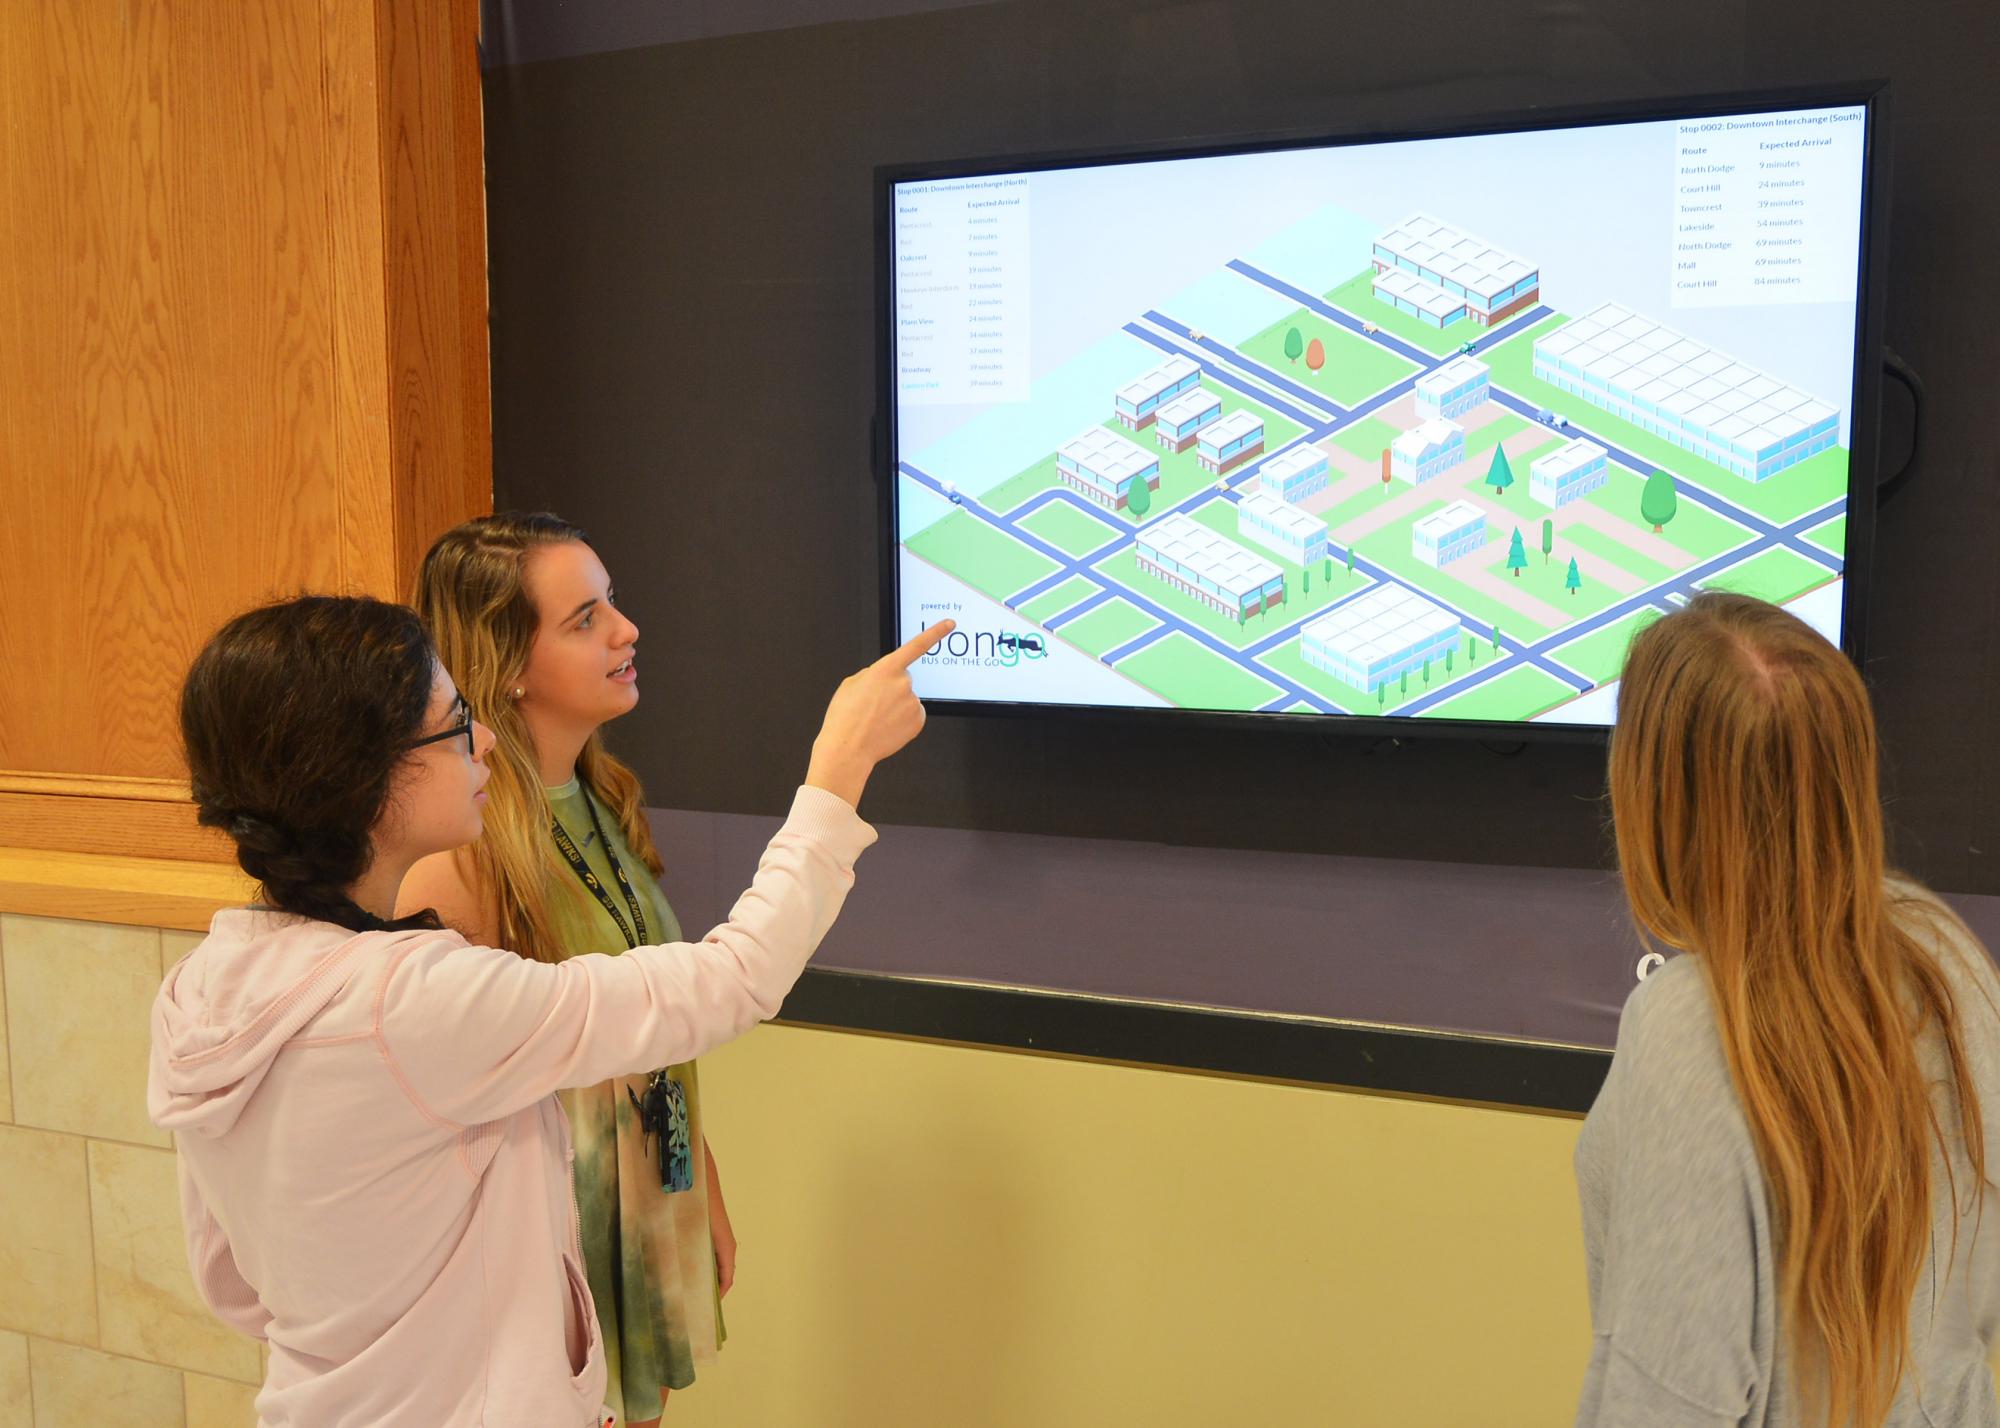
[1411,500,1488,568]
[1415,356,1491,420]
[1370,214,1541,330]
[1153,387,1223,452]
[1113,355,1203,430]
[1531,303,1840,482]
[1134,513,1286,619]
[1389,418,1466,484]
[1301,583,1463,694]
[1237,491,1330,568]
[1258,444,1331,503]
[1529,438,1610,507]
[1055,427,1161,512]
[1196,410,1266,475]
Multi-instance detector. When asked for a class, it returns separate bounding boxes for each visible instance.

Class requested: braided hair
[181,596,446,934]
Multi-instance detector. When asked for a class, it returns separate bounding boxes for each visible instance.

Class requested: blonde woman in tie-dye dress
[401,513,733,1426]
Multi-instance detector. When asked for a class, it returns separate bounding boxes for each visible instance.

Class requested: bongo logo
[923,626,1048,669]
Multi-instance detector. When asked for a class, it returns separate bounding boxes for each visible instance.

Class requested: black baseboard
[779,968,1612,1114]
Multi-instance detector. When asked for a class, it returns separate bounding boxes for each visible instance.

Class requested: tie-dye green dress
[546,777,723,1422]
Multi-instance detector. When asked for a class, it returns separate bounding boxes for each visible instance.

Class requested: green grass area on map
[1547,607,1663,685]
[1699,546,1839,605]
[1419,664,1577,722]
[904,512,1058,605]
[1236,309,1417,406]
[1019,575,1099,626]
[1058,598,1158,659]
[1017,501,1118,559]
[1115,632,1283,711]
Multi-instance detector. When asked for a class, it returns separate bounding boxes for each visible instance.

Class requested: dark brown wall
[483,0,1998,896]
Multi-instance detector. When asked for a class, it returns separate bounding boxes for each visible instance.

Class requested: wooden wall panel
[326,0,399,601]
[381,0,493,594]
[0,1,345,784]
[0,0,491,865]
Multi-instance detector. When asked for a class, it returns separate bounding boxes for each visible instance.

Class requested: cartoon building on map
[1411,500,1488,568]
[1528,438,1610,507]
[1237,490,1330,568]
[1113,355,1203,431]
[1056,427,1162,513]
[1153,388,1223,453]
[1389,418,1466,483]
[1531,303,1840,482]
[1196,410,1266,475]
[1300,583,1462,694]
[1370,214,1541,330]
[1415,356,1491,420]
[1259,444,1331,503]
[1134,513,1286,619]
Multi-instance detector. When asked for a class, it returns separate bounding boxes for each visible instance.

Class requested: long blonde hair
[413,512,663,963]
[1610,592,1988,1426]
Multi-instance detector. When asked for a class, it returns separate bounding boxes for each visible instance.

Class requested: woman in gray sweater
[1576,592,2000,1427]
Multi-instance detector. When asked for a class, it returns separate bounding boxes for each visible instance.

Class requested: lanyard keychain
[627,1073,694,1194]
[553,786,694,1193]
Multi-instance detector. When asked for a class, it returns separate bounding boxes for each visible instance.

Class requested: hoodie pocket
[561,1252,602,1384]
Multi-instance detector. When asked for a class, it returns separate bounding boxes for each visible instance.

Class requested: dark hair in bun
[181,595,446,934]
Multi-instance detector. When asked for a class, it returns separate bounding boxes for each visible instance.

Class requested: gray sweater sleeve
[1574,958,1769,1426]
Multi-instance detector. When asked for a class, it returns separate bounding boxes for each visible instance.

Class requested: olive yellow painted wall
[669,1023,1595,1427]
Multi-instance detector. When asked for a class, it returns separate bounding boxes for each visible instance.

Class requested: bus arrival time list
[1670,108,1865,309]
[894,176,1032,406]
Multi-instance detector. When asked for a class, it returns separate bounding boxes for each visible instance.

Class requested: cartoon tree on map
[1566,557,1583,596]
[1284,327,1304,364]
[1323,555,1333,583]
[1486,446,1516,496]
[1507,528,1529,579]
[1400,669,1409,696]
[1381,448,1393,488]
[1378,684,1386,709]
[1306,338,1326,376]
[1446,647,1455,674]
[1346,547,1356,578]
[1641,469,1679,534]
[1467,636,1478,667]
[1422,656,1431,686]
[1126,479,1152,518]
[1492,622,1502,653]
[1303,566,1311,595]
[1541,518,1554,565]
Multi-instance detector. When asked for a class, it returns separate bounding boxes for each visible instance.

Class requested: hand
[707,1150,736,1299]
[805,620,952,807]
[704,1192,736,1296]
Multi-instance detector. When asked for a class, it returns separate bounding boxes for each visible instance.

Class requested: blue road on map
[1393,497,1841,717]
[1139,310,1344,420]
[901,461,1345,713]
[905,253,1846,721]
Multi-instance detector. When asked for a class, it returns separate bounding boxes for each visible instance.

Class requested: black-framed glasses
[405,696,475,757]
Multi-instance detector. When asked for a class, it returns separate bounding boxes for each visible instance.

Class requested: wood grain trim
[0,771,189,801]
[0,846,253,932]
[0,791,232,863]
[381,0,494,592]
[326,0,398,600]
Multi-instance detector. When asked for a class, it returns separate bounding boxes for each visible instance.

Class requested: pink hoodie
[148,786,874,1427]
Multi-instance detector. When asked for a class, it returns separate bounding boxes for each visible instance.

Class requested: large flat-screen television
[877,85,1888,735]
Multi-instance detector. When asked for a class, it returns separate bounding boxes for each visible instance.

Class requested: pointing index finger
[885,619,955,669]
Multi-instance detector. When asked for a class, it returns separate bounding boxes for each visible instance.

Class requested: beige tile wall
[0,914,259,1428]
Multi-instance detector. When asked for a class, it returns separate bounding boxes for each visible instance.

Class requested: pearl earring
[511,687,524,700]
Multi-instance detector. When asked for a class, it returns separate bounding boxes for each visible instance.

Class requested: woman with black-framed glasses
[405,693,476,755]
[149,593,947,1427]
